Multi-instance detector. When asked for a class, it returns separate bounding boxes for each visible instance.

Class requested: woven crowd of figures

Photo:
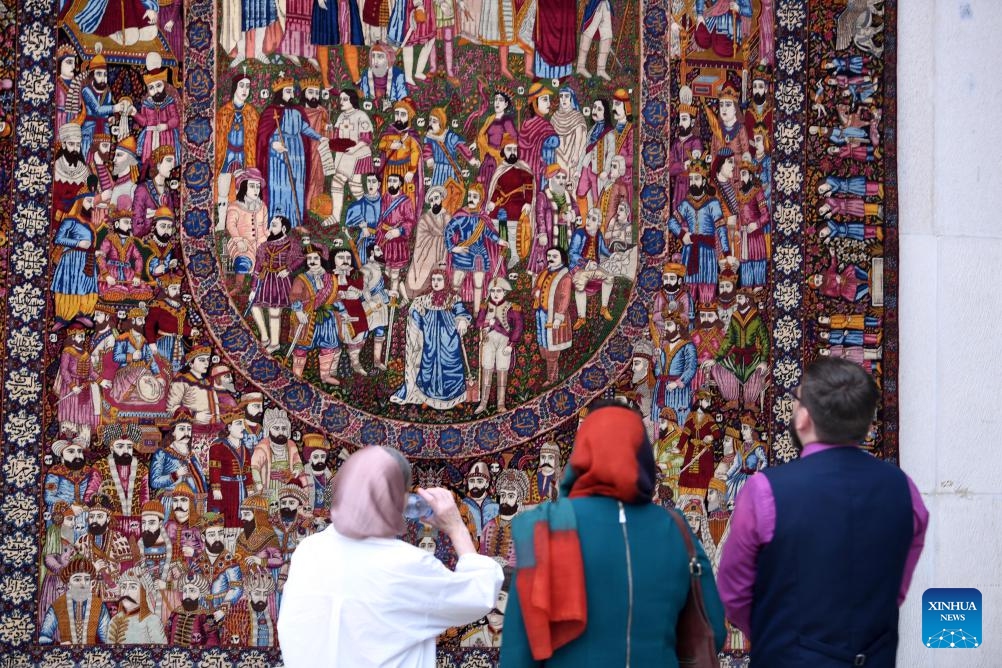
[36,0,887,654]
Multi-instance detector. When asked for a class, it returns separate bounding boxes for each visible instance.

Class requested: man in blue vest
[718,357,928,667]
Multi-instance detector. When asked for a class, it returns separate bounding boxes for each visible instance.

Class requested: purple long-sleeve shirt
[717,442,929,637]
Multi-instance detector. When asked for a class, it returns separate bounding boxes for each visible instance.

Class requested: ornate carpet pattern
[0,0,896,665]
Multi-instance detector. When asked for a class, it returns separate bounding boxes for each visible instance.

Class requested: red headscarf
[566,404,657,503]
[329,447,410,539]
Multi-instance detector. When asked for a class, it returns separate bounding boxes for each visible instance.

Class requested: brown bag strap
[667,509,714,624]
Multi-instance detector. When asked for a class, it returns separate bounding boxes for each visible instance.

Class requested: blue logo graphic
[923,588,981,649]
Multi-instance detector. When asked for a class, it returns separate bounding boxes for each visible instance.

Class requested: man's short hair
[799,357,879,444]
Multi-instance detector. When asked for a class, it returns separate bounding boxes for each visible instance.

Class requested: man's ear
[794,402,813,435]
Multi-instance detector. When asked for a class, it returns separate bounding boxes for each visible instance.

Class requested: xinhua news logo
[923,588,981,649]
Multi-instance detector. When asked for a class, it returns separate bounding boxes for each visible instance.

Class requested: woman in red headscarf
[500,401,726,667]
[278,446,502,667]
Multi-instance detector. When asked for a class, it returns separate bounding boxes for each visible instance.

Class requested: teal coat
[499,496,726,668]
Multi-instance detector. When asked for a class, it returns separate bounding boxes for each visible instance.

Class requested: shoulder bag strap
[667,509,714,625]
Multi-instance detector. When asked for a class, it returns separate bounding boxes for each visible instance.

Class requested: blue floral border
[768,0,810,463]
[2,0,59,654]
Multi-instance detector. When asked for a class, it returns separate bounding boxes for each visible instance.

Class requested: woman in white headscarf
[278,446,503,667]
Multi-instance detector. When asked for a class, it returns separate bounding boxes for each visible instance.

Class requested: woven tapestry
[0,0,896,664]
